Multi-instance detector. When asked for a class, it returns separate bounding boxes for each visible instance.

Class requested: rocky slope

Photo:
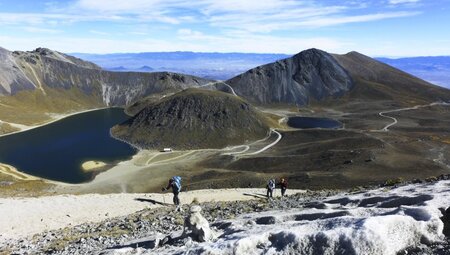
[4,178,450,255]
[226,48,450,107]
[226,48,354,106]
[111,88,270,150]
[0,47,210,106]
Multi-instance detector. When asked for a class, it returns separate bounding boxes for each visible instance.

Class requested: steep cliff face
[226,48,353,106]
[0,47,210,106]
[111,89,270,150]
[0,47,37,95]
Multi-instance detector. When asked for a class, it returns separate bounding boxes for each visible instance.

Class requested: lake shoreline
[0,106,115,138]
[0,107,136,185]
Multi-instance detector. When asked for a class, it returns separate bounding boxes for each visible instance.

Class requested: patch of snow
[155,181,450,255]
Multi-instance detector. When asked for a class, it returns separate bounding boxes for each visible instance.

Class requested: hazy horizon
[3,46,450,59]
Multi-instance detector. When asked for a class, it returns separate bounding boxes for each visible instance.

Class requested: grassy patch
[0,86,104,125]
[0,178,54,198]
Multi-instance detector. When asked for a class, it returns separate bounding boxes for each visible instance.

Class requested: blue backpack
[268,179,275,190]
[172,176,182,191]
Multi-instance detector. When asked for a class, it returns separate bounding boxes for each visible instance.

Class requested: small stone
[255,216,277,225]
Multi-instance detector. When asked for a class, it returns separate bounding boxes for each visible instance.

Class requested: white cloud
[66,0,422,32]
[389,0,420,4]
[75,0,166,13]
[177,29,204,37]
[293,11,420,27]
[173,29,350,54]
[0,1,423,33]
[89,30,109,36]
[22,27,63,34]
[0,0,433,55]
[0,12,125,26]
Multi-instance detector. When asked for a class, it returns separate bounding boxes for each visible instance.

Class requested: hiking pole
[161,187,166,205]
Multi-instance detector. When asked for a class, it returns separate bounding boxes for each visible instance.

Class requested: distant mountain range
[71,51,450,89]
[106,65,154,72]
[376,56,450,89]
[71,52,290,80]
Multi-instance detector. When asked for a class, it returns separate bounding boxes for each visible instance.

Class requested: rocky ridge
[0,47,211,106]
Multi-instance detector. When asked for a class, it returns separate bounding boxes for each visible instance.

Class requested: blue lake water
[287,117,342,129]
[0,108,136,183]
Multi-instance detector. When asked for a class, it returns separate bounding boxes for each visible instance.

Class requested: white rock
[183,206,213,242]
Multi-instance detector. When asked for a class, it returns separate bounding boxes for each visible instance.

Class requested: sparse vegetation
[384,177,404,186]
[0,87,104,125]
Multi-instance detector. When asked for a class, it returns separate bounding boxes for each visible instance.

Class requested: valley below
[1,47,450,254]
[1,99,449,198]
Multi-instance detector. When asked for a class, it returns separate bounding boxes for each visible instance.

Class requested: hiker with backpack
[279,178,288,197]
[266,178,276,198]
[163,176,182,211]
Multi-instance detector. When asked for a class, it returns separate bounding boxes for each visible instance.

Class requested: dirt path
[378,102,449,131]
[244,129,282,155]
[198,81,238,96]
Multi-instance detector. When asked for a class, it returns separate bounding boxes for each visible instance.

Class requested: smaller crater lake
[287,116,342,129]
[0,108,136,183]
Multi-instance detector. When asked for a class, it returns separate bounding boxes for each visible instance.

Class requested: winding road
[244,129,282,156]
[198,81,238,96]
[378,102,449,131]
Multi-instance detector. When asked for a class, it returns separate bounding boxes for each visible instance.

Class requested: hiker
[279,178,288,197]
[163,176,182,210]
[266,179,275,198]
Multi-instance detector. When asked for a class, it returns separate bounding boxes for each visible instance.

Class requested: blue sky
[0,0,449,56]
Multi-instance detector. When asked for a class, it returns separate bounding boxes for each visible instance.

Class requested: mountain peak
[299,48,327,54]
[227,48,353,106]
[291,48,330,60]
[32,47,56,55]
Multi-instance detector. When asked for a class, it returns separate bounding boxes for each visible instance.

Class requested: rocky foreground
[3,177,450,254]
[1,190,328,254]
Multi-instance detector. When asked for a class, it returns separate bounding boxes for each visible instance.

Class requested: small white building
[162,148,173,152]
